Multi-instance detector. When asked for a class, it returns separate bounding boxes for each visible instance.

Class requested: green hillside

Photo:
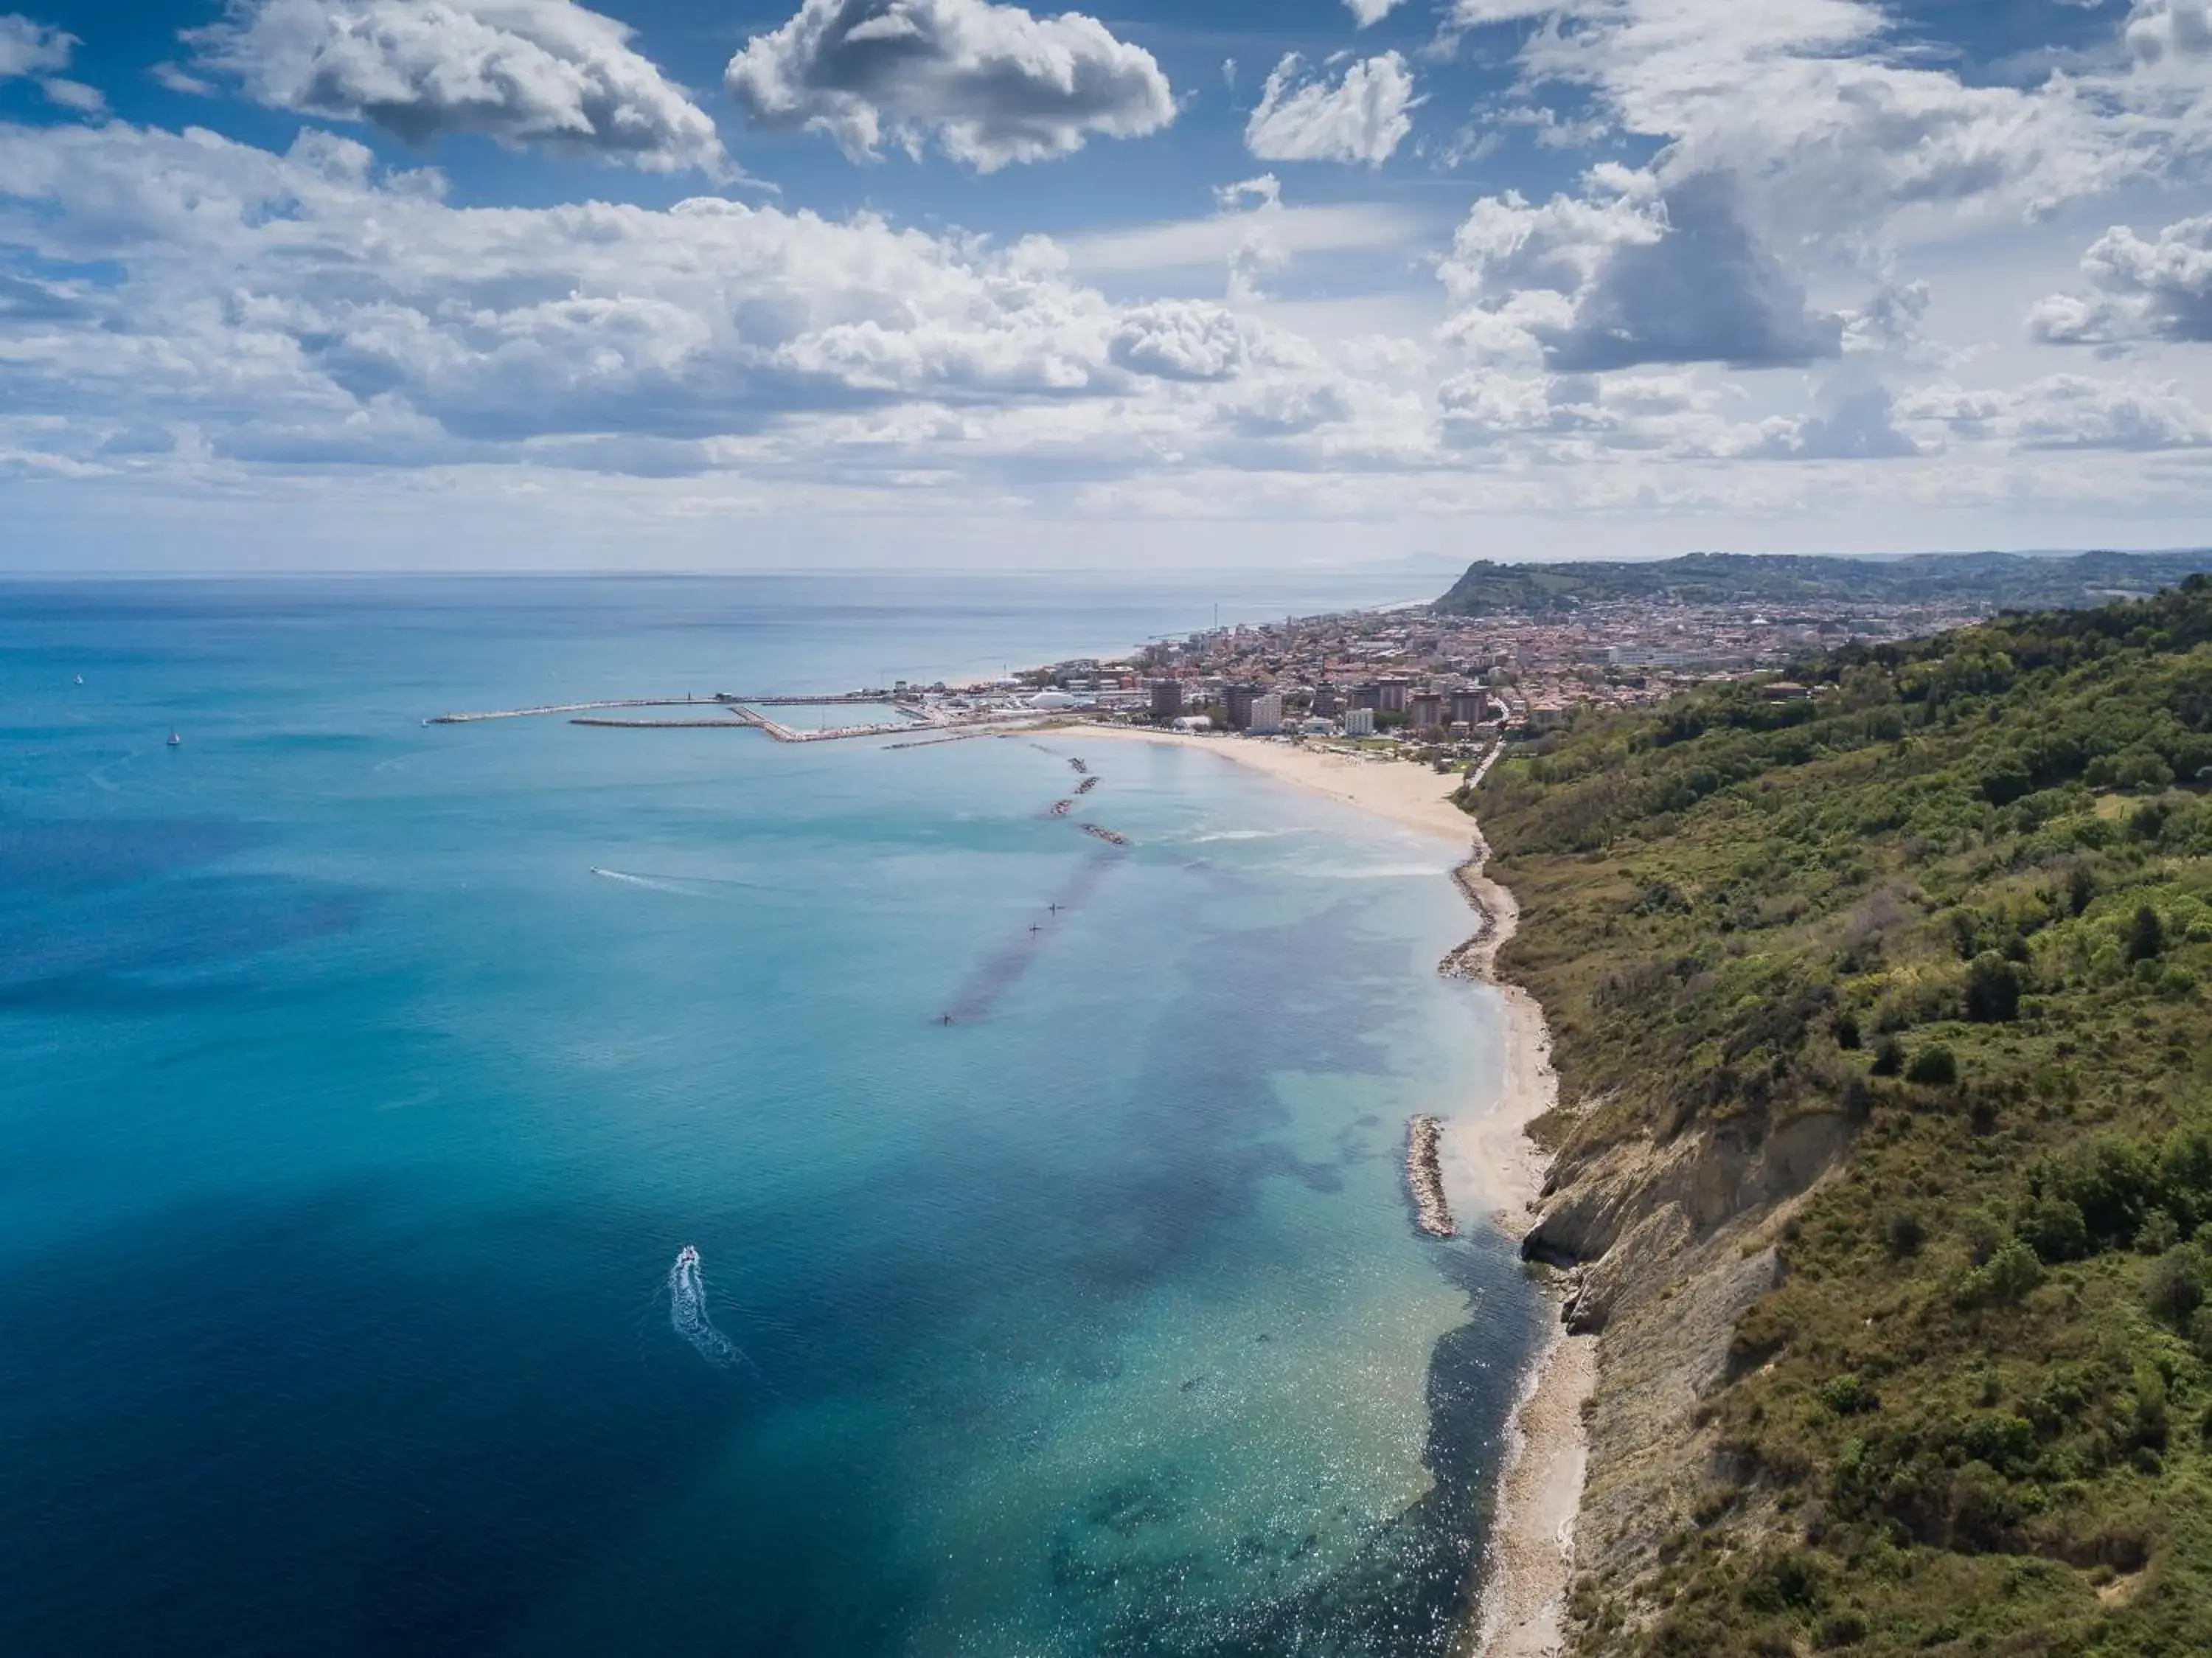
[1467,578,2212,1656]
[1433,551,2212,617]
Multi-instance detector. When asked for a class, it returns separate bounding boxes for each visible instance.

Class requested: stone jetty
[1405,1115,1455,1238]
[431,698,706,724]
[570,717,748,729]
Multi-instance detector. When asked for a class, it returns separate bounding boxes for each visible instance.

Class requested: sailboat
[167,729,181,748]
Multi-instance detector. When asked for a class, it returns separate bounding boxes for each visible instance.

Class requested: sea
[0,575,1545,1658]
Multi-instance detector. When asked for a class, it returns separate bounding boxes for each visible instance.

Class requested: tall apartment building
[1149,679,1184,719]
[1343,707,1376,738]
[1409,693,1444,732]
[1222,684,1259,730]
[1248,693,1284,736]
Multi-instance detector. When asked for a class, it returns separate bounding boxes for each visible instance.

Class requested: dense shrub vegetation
[1467,577,2212,1657]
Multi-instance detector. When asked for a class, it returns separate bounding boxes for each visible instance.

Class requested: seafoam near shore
[1080,726,1595,1657]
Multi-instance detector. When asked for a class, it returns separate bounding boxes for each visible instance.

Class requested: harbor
[428,687,1062,743]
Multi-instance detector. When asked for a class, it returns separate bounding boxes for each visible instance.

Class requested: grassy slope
[1465,579,2212,1657]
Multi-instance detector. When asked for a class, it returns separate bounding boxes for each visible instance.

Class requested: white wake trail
[669,1246,757,1374]
[594,867,693,895]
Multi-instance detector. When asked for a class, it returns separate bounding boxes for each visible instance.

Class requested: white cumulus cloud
[1345,0,1408,24]
[0,13,71,79]
[1440,170,1841,370]
[41,77,104,114]
[724,0,1174,172]
[187,0,729,174]
[2124,0,2212,66]
[1108,302,1248,381]
[0,117,1399,491]
[1428,0,2181,378]
[1900,375,2212,451]
[1245,52,1417,167]
[2031,216,2212,347]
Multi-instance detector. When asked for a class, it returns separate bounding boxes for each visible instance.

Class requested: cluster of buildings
[995,587,1994,749]
[1139,676,1502,740]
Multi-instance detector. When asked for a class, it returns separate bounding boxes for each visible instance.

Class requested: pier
[1405,1116,1455,1238]
[432,689,1070,744]
[429,698,711,724]
[569,717,749,729]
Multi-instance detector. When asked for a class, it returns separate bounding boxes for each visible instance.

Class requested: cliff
[1467,578,2212,1655]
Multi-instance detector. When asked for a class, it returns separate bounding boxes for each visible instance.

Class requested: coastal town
[900,583,2004,752]
[427,580,2018,757]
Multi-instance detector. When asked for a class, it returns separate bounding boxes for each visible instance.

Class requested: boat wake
[591,867,771,899]
[669,1245,761,1376]
[593,867,695,895]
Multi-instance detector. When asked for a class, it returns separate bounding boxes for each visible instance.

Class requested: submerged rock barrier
[1406,1115,1455,1238]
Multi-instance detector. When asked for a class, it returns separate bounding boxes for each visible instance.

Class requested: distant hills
[1430,550,2212,615]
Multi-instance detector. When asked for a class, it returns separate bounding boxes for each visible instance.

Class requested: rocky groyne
[1405,1114,1454,1238]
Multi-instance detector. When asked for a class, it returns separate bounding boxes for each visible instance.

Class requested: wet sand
[1079,726,1593,1658]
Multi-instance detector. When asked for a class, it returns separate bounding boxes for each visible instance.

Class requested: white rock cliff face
[1521,1106,1856,1617]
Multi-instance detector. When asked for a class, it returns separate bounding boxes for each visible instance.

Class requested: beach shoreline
[1076,726,1592,1657]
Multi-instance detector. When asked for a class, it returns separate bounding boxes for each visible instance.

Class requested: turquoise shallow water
[0,576,1543,1657]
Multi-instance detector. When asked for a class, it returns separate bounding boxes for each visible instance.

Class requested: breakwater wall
[430,698,708,724]
[1406,1115,1455,1238]
[571,718,749,729]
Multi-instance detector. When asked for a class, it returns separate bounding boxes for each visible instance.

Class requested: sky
[2,0,2212,571]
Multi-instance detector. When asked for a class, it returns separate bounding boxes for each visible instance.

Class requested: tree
[2147,1249,2206,1324]
[1965,953,2022,1023]
[2129,905,2166,963]
[1906,1044,1958,1086]
[2022,1195,2088,1263]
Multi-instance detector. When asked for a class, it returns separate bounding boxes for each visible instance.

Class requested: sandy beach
[1079,726,1593,1657]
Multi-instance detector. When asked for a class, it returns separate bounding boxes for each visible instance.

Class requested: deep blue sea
[0,575,1543,1657]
